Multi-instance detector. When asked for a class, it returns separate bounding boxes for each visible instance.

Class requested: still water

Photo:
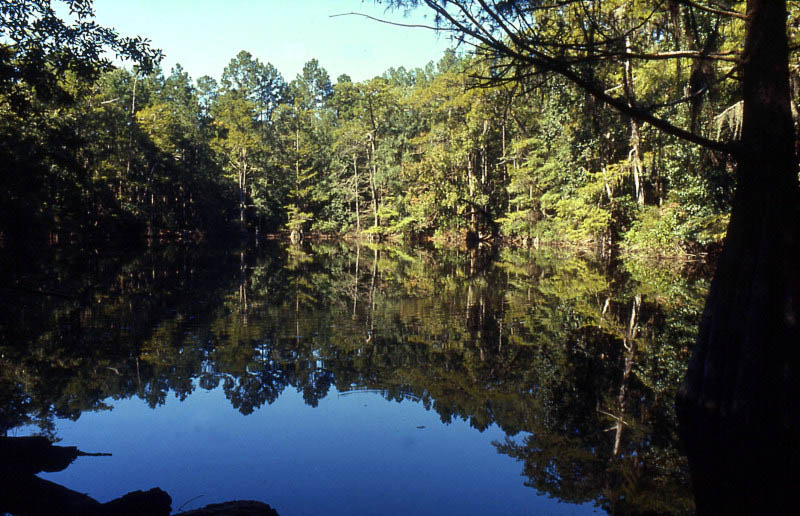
[0,241,706,514]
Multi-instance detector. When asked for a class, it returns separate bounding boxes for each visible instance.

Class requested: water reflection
[0,241,706,514]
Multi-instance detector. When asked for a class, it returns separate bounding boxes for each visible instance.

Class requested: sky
[89,0,454,83]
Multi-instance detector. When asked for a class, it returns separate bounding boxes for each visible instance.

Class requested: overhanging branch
[416,0,736,154]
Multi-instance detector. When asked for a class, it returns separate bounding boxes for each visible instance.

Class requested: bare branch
[602,50,739,63]
[329,12,455,32]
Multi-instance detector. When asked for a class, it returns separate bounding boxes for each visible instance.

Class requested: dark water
[0,241,706,515]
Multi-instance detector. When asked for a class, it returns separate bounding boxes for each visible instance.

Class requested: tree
[0,0,162,243]
[134,65,222,232]
[273,60,335,236]
[358,77,399,235]
[403,63,477,235]
[295,59,333,111]
[0,0,160,110]
[379,0,800,512]
[210,89,262,232]
[221,51,287,123]
[218,52,290,234]
[331,76,368,233]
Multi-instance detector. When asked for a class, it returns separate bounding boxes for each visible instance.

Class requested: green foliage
[285,203,313,232]
[623,203,730,257]
[0,2,742,254]
[0,0,161,111]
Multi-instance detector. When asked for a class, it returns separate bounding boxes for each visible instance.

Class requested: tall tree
[295,59,333,111]
[331,76,369,234]
[210,90,262,231]
[272,60,335,236]
[221,50,287,123]
[214,52,290,234]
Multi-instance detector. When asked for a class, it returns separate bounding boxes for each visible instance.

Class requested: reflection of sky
[31,384,598,515]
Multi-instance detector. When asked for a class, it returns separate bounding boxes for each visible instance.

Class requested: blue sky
[90,0,454,83]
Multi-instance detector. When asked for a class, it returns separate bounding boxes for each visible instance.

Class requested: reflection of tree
[486,252,701,515]
[0,243,264,432]
[1,242,705,514]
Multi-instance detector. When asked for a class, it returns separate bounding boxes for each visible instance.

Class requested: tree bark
[676,1,800,513]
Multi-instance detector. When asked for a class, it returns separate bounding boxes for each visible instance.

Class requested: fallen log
[0,435,109,475]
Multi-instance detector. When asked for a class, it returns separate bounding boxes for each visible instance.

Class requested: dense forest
[2,2,756,257]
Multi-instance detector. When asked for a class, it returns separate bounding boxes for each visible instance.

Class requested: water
[0,241,705,515]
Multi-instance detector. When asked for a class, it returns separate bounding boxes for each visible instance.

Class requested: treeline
[2,45,736,254]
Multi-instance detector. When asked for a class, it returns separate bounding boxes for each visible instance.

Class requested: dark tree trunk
[676,1,800,513]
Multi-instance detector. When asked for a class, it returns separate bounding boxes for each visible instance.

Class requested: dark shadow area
[0,436,279,516]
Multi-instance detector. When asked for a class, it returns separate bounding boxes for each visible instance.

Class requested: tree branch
[329,12,456,32]
[676,0,747,20]
[414,0,735,154]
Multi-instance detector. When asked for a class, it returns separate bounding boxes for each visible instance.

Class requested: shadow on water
[0,240,709,515]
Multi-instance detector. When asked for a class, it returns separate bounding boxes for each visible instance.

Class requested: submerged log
[176,500,280,516]
[0,436,170,516]
[0,436,108,475]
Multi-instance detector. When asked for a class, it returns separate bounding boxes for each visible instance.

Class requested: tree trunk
[353,153,360,233]
[295,126,300,205]
[676,1,800,513]
[629,120,645,206]
[353,243,360,317]
[614,295,640,457]
[369,136,379,230]
[124,71,138,199]
[467,155,476,233]
[624,35,645,206]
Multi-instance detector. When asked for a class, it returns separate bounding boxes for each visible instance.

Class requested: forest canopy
[0,0,758,258]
